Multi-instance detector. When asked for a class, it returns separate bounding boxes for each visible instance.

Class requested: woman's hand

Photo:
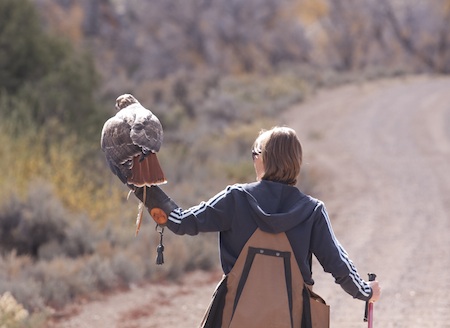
[368,281,381,302]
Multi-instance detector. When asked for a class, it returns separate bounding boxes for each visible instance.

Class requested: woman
[136,126,381,326]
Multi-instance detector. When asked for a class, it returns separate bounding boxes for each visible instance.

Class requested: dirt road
[284,75,450,327]
[55,76,450,327]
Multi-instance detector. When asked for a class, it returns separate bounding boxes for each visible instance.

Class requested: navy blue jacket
[166,180,372,301]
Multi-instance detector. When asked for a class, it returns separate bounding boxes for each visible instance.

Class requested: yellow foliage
[0,127,132,226]
[47,141,134,225]
[0,129,46,203]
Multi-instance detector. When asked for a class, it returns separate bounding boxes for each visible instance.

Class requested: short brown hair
[252,127,302,186]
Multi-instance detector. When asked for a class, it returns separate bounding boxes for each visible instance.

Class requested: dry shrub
[200,73,309,129]
[0,183,66,258]
[0,253,45,312]
[111,251,146,286]
[0,182,96,260]
[0,209,219,312]
[30,258,85,308]
[0,291,29,328]
[80,255,118,292]
[182,234,219,272]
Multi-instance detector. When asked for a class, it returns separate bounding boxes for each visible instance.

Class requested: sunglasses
[252,150,261,160]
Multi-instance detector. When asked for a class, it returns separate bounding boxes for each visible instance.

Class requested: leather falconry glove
[133,186,178,226]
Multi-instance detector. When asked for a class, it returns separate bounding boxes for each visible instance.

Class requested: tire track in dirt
[283,76,450,327]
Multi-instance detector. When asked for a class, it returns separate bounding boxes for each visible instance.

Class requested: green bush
[0,0,104,141]
[0,0,47,94]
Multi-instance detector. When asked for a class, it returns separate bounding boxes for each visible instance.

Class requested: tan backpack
[201,228,330,328]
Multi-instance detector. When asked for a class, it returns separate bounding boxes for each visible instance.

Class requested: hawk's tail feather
[128,153,167,187]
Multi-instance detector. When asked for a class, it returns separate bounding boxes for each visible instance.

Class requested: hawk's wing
[101,115,140,184]
[128,103,163,155]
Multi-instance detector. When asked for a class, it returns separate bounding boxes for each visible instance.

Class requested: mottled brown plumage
[101,94,166,234]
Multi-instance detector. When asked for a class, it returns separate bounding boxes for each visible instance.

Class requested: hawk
[101,94,166,235]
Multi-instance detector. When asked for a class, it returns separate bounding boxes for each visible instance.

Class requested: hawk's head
[116,94,139,110]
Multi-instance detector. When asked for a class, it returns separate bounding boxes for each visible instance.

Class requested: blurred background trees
[1,0,449,324]
[0,0,103,139]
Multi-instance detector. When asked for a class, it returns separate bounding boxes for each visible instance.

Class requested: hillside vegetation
[1,0,450,326]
